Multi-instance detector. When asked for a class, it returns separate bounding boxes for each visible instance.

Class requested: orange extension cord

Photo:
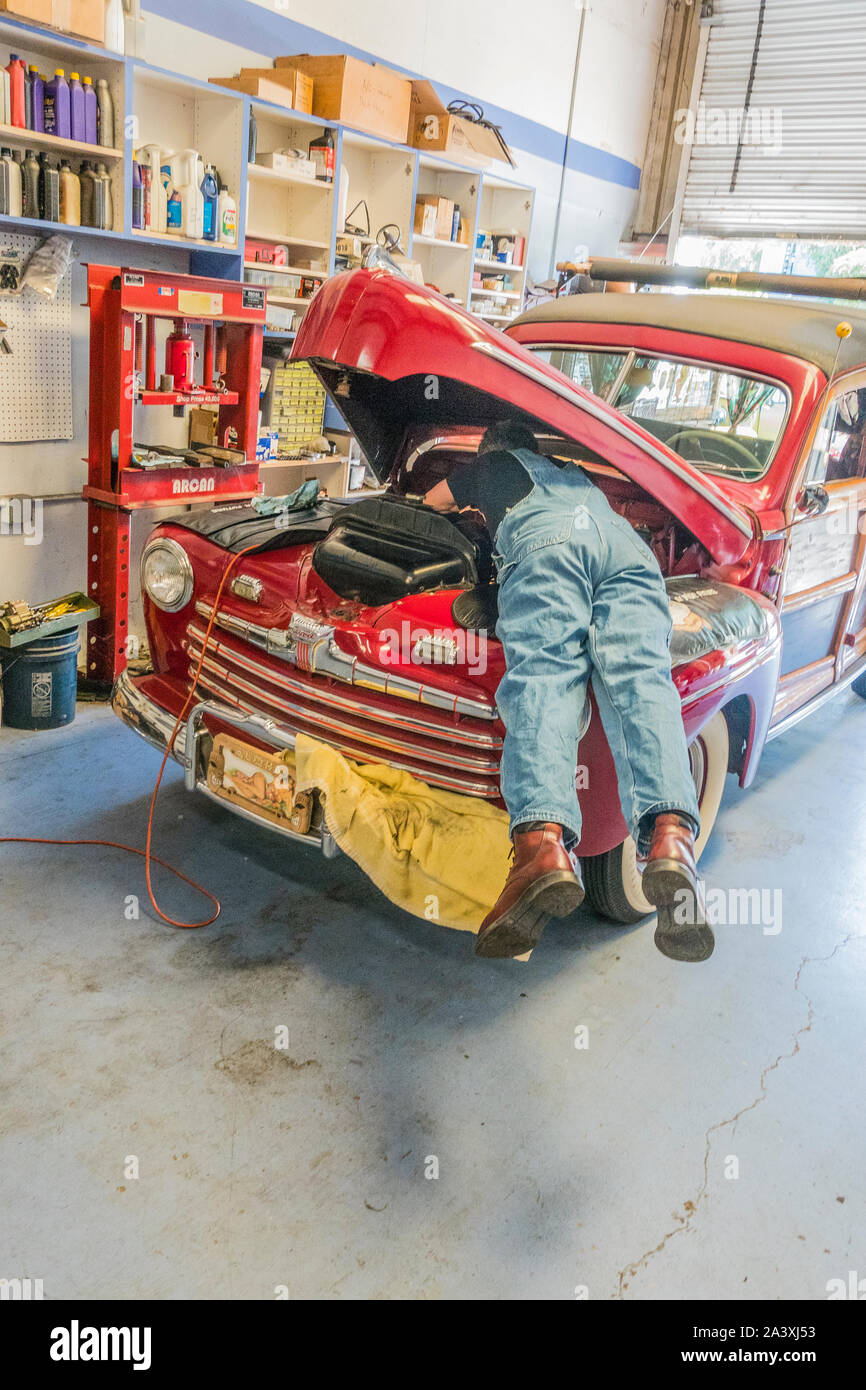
[1,542,261,930]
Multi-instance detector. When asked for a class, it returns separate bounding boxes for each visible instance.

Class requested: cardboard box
[415,194,454,241]
[255,150,317,178]
[209,69,313,113]
[275,53,411,144]
[52,0,105,43]
[408,81,515,167]
[0,0,53,25]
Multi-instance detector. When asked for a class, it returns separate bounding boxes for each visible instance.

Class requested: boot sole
[475,872,584,959]
[642,859,715,963]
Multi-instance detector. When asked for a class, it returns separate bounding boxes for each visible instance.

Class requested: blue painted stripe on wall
[142,0,641,190]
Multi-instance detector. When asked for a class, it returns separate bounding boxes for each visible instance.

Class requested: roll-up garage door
[679,0,866,237]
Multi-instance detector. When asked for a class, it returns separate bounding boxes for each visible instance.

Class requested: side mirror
[796,482,830,517]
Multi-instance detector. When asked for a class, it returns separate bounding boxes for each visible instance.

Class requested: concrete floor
[1,693,864,1302]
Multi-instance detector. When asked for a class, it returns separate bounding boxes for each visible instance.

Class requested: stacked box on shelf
[265,358,326,453]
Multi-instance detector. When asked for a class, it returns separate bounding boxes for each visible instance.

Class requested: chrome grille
[185,620,503,800]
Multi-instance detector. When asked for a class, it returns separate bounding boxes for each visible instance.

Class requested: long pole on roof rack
[554,257,866,303]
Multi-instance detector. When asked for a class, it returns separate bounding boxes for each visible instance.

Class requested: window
[806,387,866,484]
[612,356,788,481]
[532,348,627,400]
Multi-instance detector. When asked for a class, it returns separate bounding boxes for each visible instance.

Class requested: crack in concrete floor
[614,930,862,1299]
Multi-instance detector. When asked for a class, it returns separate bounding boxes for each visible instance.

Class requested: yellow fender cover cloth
[291,734,511,932]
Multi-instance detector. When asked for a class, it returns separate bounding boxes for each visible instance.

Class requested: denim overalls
[491,448,700,852]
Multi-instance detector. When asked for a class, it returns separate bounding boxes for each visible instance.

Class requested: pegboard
[0,231,73,443]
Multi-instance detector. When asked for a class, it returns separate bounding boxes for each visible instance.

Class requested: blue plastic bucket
[0,626,80,730]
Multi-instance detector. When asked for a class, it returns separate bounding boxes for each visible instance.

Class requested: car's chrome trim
[185,622,501,749]
[766,653,866,741]
[678,634,781,710]
[470,339,756,541]
[194,601,499,722]
[185,647,501,775]
[111,672,338,855]
[190,669,500,799]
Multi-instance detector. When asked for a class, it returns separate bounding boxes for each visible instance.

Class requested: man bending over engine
[424,420,712,963]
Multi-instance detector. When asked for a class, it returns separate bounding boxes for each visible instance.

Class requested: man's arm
[424,479,459,512]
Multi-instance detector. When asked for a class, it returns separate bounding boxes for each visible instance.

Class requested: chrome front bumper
[110,670,340,856]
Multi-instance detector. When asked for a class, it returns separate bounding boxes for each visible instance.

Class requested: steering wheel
[666,428,759,476]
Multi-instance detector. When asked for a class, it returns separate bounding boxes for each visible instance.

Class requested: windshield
[532,348,788,481]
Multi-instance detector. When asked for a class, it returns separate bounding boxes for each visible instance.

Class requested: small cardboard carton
[408,81,515,168]
[414,194,454,241]
[275,53,411,144]
[209,67,313,114]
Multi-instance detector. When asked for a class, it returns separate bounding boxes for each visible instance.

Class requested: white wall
[0,0,667,649]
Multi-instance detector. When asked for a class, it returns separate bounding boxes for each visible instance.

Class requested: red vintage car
[113,265,866,925]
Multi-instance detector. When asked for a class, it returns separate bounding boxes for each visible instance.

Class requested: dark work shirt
[447,450,533,539]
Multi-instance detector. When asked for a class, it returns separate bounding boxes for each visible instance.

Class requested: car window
[611,356,788,481]
[806,387,866,484]
[532,348,627,399]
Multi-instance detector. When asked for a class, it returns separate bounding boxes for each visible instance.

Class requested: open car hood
[292,270,756,566]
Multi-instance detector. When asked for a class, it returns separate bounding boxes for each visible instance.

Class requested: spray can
[22,149,40,218]
[82,76,97,145]
[29,68,44,133]
[95,78,114,148]
[59,161,80,225]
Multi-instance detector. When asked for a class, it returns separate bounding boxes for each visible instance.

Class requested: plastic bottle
[171,149,204,239]
[90,164,105,229]
[0,148,22,215]
[69,73,85,143]
[248,106,257,163]
[22,149,40,218]
[29,68,44,133]
[23,64,31,130]
[82,76,97,145]
[309,128,335,183]
[96,161,113,229]
[95,78,114,148]
[38,153,59,221]
[78,161,94,225]
[0,68,10,127]
[131,158,144,229]
[217,175,237,245]
[44,70,70,138]
[6,55,25,129]
[201,162,218,241]
[137,144,165,231]
[58,161,80,225]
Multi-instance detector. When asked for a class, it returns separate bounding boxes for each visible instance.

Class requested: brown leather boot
[475,823,584,958]
[641,813,714,962]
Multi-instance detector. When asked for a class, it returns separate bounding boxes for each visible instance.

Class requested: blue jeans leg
[495,540,593,842]
[587,549,700,853]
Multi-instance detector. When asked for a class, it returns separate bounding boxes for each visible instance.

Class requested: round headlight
[141,538,194,612]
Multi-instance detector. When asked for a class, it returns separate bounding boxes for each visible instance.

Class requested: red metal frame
[83,264,266,685]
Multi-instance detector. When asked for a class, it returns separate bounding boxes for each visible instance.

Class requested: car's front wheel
[582,709,730,924]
